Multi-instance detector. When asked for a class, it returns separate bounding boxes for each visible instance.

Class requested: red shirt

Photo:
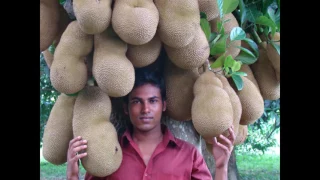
[85,125,212,180]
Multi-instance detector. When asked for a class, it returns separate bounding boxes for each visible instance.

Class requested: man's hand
[211,126,236,170]
[67,136,88,180]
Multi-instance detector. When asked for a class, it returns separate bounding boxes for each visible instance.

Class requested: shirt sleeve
[191,148,213,180]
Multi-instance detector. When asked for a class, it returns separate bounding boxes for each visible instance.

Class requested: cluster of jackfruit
[40,0,279,176]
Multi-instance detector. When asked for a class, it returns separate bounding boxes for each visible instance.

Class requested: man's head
[123,69,166,132]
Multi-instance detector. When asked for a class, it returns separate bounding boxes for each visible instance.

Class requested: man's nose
[141,102,150,114]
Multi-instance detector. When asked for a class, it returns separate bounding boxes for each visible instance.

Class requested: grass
[40,149,279,180]
[236,153,280,180]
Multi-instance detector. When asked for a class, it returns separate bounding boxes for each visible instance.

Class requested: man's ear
[123,103,129,115]
[162,100,166,112]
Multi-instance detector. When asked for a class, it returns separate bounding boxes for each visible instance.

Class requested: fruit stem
[251,29,262,45]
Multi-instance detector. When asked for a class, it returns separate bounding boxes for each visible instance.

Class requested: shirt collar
[120,124,179,148]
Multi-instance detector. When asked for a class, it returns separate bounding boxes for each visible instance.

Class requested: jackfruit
[216,74,242,137]
[210,13,241,58]
[50,20,93,94]
[234,125,248,145]
[239,64,260,91]
[40,0,60,51]
[164,59,199,121]
[112,0,159,45]
[155,0,200,48]
[165,26,210,70]
[198,0,219,21]
[192,71,233,142]
[93,27,135,97]
[126,33,162,68]
[73,0,112,34]
[229,76,264,125]
[42,94,76,165]
[251,48,280,100]
[73,86,122,177]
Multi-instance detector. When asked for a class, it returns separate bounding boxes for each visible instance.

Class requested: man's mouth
[139,117,153,120]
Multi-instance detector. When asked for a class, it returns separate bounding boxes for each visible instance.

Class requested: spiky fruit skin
[73,0,112,34]
[164,60,199,121]
[266,43,280,81]
[126,33,162,68]
[230,77,264,125]
[165,26,210,70]
[73,86,122,177]
[40,0,60,51]
[234,125,248,145]
[192,71,233,141]
[93,28,135,97]
[251,48,280,100]
[42,94,76,165]
[112,0,159,45]
[239,64,260,91]
[216,74,242,138]
[50,21,93,94]
[198,0,219,21]
[154,0,200,48]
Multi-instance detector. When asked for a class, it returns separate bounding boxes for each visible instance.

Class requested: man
[67,68,235,180]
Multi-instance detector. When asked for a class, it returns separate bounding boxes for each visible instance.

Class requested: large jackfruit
[50,20,93,94]
[73,86,122,177]
[42,94,76,165]
[93,27,135,97]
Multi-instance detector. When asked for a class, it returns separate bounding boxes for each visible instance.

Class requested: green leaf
[262,0,275,14]
[224,67,230,75]
[242,37,259,57]
[231,74,243,91]
[200,12,207,19]
[217,0,224,19]
[223,0,239,14]
[210,34,228,56]
[224,55,235,68]
[211,55,225,68]
[238,0,247,28]
[274,9,280,31]
[48,44,55,54]
[246,4,263,22]
[230,27,246,41]
[267,7,276,24]
[231,61,241,72]
[200,17,211,41]
[233,71,247,76]
[234,47,258,64]
[217,21,225,34]
[59,0,66,5]
[270,41,280,55]
[255,16,277,37]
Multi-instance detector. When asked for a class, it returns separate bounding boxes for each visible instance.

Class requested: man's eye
[132,100,139,104]
[150,99,157,103]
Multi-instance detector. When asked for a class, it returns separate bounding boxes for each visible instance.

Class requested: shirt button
[145,173,148,176]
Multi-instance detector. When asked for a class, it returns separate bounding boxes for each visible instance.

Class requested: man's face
[125,83,166,132]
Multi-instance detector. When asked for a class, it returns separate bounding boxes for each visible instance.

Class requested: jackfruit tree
[40,0,280,179]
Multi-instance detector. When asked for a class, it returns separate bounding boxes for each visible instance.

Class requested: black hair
[123,67,166,104]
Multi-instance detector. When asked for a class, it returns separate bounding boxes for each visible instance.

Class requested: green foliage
[40,53,60,147]
[236,99,280,154]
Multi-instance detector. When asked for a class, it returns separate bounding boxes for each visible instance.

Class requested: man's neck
[132,125,163,144]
